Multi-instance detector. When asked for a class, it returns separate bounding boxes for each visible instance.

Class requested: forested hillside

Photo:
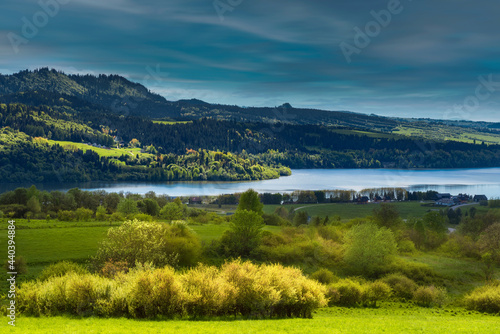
[1,68,500,183]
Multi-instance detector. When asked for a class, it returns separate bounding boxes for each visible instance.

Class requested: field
[393,124,500,145]
[45,140,155,159]
[2,304,499,333]
[262,201,474,220]
[1,204,499,332]
[152,120,193,125]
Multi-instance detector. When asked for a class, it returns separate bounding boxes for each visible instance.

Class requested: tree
[478,223,500,264]
[92,219,201,270]
[96,205,107,221]
[343,223,397,276]
[140,198,160,216]
[237,189,263,215]
[160,202,184,220]
[220,209,264,257]
[117,198,138,217]
[274,206,289,219]
[129,138,141,147]
[26,196,41,214]
[372,204,401,230]
[293,211,309,226]
[423,211,447,234]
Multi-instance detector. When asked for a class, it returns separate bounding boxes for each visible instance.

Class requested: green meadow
[2,305,498,334]
[45,139,155,159]
[262,201,478,220]
[1,202,499,333]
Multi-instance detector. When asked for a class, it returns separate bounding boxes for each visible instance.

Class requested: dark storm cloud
[1,0,500,120]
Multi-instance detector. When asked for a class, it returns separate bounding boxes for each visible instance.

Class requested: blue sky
[1,0,500,121]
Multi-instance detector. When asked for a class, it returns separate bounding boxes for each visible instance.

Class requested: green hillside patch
[0,226,109,264]
[263,202,435,220]
[152,120,193,125]
[394,125,500,145]
[44,139,155,159]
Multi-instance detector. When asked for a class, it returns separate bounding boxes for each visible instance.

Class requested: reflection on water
[1,168,500,197]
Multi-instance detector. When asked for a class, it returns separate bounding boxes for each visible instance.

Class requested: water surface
[2,168,499,197]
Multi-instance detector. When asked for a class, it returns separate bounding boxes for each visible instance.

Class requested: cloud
[1,0,500,120]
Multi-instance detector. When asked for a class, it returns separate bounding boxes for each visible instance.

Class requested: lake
[2,168,500,197]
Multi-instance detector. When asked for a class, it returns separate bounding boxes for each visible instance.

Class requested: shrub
[327,279,364,307]
[75,207,93,221]
[160,202,185,220]
[343,223,397,276]
[438,234,480,259]
[126,266,185,318]
[99,260,129,278]
[362,281,392,307]
[413,285,447,307]
[133,213,153,221]
[263,213,288,226]
[92,220,201,271]
[107,212,124,222]
[18,273,115,317]
[38,261,88,281]
[18,260,326,319]
[310,268,338,285]
[381,273,418,300]
[464,284,500,314]
[254,262,327,318]
[95,205,107,221]
[58,210,75,221]
[398,239,417,254]
[382,258,437,284]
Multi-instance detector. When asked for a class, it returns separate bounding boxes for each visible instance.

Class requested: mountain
[1,68,500,183]
[0,68,177,118]
[2,68,499,136]
[0,68,402,130]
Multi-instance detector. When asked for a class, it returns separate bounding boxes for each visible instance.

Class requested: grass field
[393,125,500,145]
[3,304,499,333]
[45,140,155,159]
[152,120,192,125]
[262,201,450,220]
[1,213,499,332]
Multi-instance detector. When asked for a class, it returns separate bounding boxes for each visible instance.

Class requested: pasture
[2,304,498,334]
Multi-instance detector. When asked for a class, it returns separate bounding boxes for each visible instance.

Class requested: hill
[1,68,500,183]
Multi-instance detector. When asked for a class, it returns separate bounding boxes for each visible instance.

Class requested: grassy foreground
[3,304,498,334]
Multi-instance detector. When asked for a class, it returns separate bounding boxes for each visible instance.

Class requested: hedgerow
[18,260,327,319]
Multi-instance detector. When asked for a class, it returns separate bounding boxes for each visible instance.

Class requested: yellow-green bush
[126,266,185,318]
[18,260,327,319]
[182,264,237,317]
[38,261,88,281]
[412,285,447,308]
[310,268,338,285]
[326,279,364,307]
[18,273,115,317]
[92,219,201,270]
[381,273,418,300]
[464,284,500,314]
[397,239,417,254]
[362,281,392,307]
[382,258,437,284]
